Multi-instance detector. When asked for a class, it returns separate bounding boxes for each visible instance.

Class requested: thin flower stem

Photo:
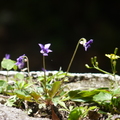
[65,39,81,76]
[94,66,113,75]
[6,70,8,82]
[43,56,47,95]
[110,59,118,87]
[61,39,82,85]
[25,56,30,77]
[24,56,31,83]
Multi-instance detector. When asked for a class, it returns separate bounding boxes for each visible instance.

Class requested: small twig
[0,95,10,99]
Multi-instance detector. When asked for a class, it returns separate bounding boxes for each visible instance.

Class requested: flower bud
[91,57,94,64]
[94,56,97,62]
[95,62,99,67]
[79,38,87,45]
[85,64,90,68]
[114,47,118,54]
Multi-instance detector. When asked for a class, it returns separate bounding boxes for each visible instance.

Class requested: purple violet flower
[38,43,52,56]
[16,54,25,69]
[84,39,93,51]
[5,54,10,59]
[42,68,47,72]
[80,39,93,51]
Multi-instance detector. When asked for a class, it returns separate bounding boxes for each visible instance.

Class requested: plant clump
[1,38,120,120]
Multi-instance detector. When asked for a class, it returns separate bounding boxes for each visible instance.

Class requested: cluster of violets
[4,38,93,70]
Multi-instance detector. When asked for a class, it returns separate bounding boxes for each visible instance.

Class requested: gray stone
[0,103,50,120]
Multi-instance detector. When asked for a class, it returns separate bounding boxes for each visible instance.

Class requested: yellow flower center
[105,54,120,59]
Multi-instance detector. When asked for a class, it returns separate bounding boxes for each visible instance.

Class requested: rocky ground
[0,103,50,120]
[0,71,120,120]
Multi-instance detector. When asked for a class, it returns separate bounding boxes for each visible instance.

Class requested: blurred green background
[0,1,120,74]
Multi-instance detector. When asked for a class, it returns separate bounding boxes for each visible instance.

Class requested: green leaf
[15,90,31,101]
[5,95,17,107]
[14,73,24,80]
[0,88,2,93]
[68,88,110,102]
[30,91,41,100]
[18,81,26,89]
[36,87,44,93]
[23,83,33,89]
[69,106,74,111]
[68,107,82,120]
[68,106,98,120]
[68,90,81,98]
[0,80,7,93]
[52,97,60,106]
[87,106,98,111]
[93,92,112,102]
[112,88,120,96]
[55,71,66,79]
[49,81,61,98]
[37,76,44,81]
[68,89,99,102]
[13,65,17,71]
[7,84,14,90]
[58,100,67,109]
[0,80,7,86]
[1,59,16,70]
[46,71,66,83]
[14,80,32,90]
[15,90,26,99]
